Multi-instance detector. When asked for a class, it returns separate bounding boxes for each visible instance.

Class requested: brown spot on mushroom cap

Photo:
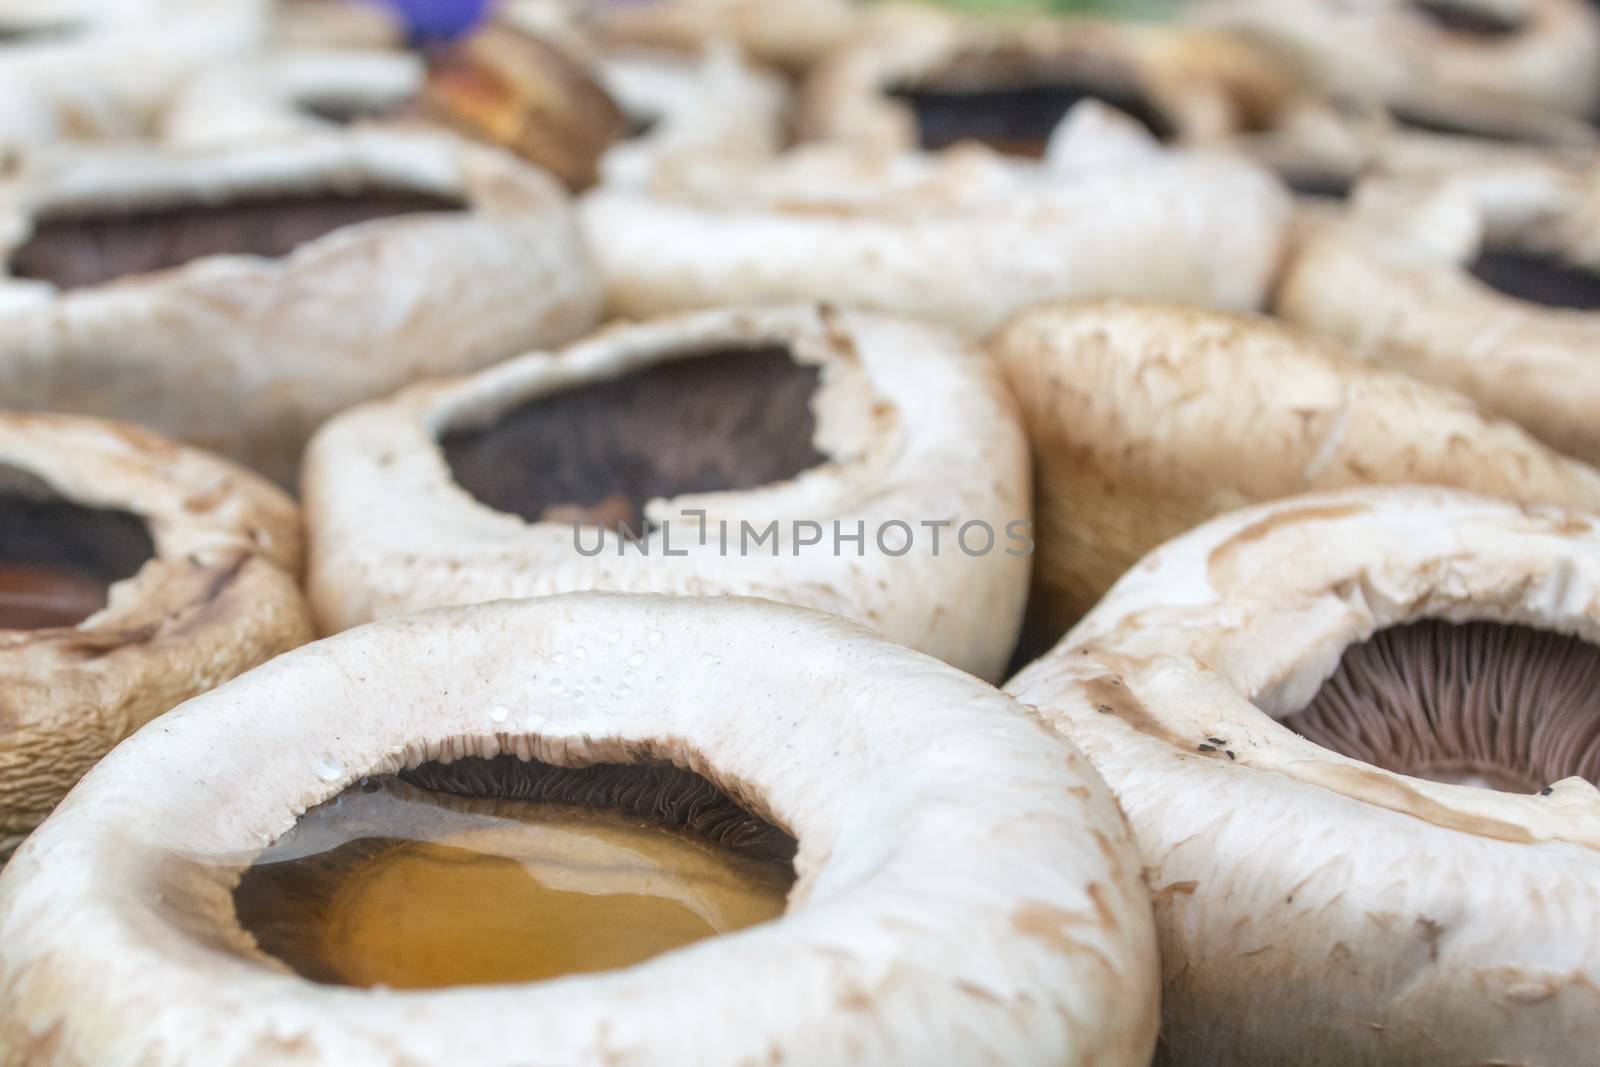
[0,493,153,630]
[1206,503,1369,583]
[1283,620,1600,793]
[442,346,825,533]
[9,190,464,290]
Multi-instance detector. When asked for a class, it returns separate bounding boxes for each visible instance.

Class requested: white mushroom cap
[1007,486,1600,1063]
[0,593,1160,1066]
[990,299,1600,634]
[0,128,601,483]
[800,5,1295,154]
[1190,0,1600,120]
[578,122,1290,335]
[303,304,1031,682]
[160,48,425,146]
[0,10,265,162]
[0,412,313,859]
[1277,164,1600,467]
[595,43,790,189]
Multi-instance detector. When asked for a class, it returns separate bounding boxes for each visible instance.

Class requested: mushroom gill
[442,346,824,533]
[9,190,464,290]
[234,756,796,990]
[1469,247,1600,310]
[890,54,1174,156]
[0,489,153,630]
[1282,619,1600,791]
[1410,0,1525,37]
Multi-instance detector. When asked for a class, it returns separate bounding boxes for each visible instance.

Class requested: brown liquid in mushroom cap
[443,347,826,533]
[1470,249,1600,311]
[9,190,463,290]
[1283,620,1600,791]
[234,758,797,989]
[0,492,154,630]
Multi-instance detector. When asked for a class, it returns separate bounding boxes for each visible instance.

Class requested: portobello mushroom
[0,128,600,483]
[801,6,1294,158]
[1278,165,1600,467]
[0,593,1160,1066]
[991,300,1600,650]
[578,111,1290,334]
[302,305,1031,682]
[0,412,313,862]
[1008,487,1600,1065]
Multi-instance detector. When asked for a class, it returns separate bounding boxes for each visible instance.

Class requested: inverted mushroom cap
[0,128,600,483]
[1191,0,1600,120]
[0,412,313,860]
[0,592,1160,1067]
[1277,165,1600,467]
[1008,486,1600,1064]
[578,120,1290,334]
[991,299,1600,643]
[303,304,1031,681]
[801,6,1294,156]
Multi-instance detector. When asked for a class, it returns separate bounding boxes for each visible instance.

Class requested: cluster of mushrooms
[0,0,1598,1063]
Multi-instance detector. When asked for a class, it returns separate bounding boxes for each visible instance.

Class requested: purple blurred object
[378,0,493,41]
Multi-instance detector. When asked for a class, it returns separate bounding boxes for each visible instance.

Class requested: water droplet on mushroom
[552,651,567,665]
[589,676,603,693]
[573,647,588,661]
[700,653,716,668]
[523,712,546,731]
[647,630,663,646]
[313,758,344,783]
[627,650,646,668]
[607,632,621,645]
[489,704,510,724]
[548,677,563,692]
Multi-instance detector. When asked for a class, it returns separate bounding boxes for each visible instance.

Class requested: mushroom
[1277,165,1600,467]
[590,43,790,190]
[1008,486,1600,1064]
[302,304,1031,682]
[0,592,1161,1066]
[0,5,263,161]
[1190,0,1600,123]
[578,110,1290,335]
[990,300,1600,652]
[273,0,407,49]
[0,411,313,862]
[0,127,600,483]
[577,0,863,74]
[800,5,1296,159]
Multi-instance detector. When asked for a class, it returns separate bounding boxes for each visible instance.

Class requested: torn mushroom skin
[302,305,1031,682]
[578,115,1290,335]
[801,6,1295,159]
[0,412,313,862]
[1278,166,1600,468]
[1008,487,1600,1065]
[0,593,1160,1066]
[990,300,1600,652]
[0,129,600,484]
